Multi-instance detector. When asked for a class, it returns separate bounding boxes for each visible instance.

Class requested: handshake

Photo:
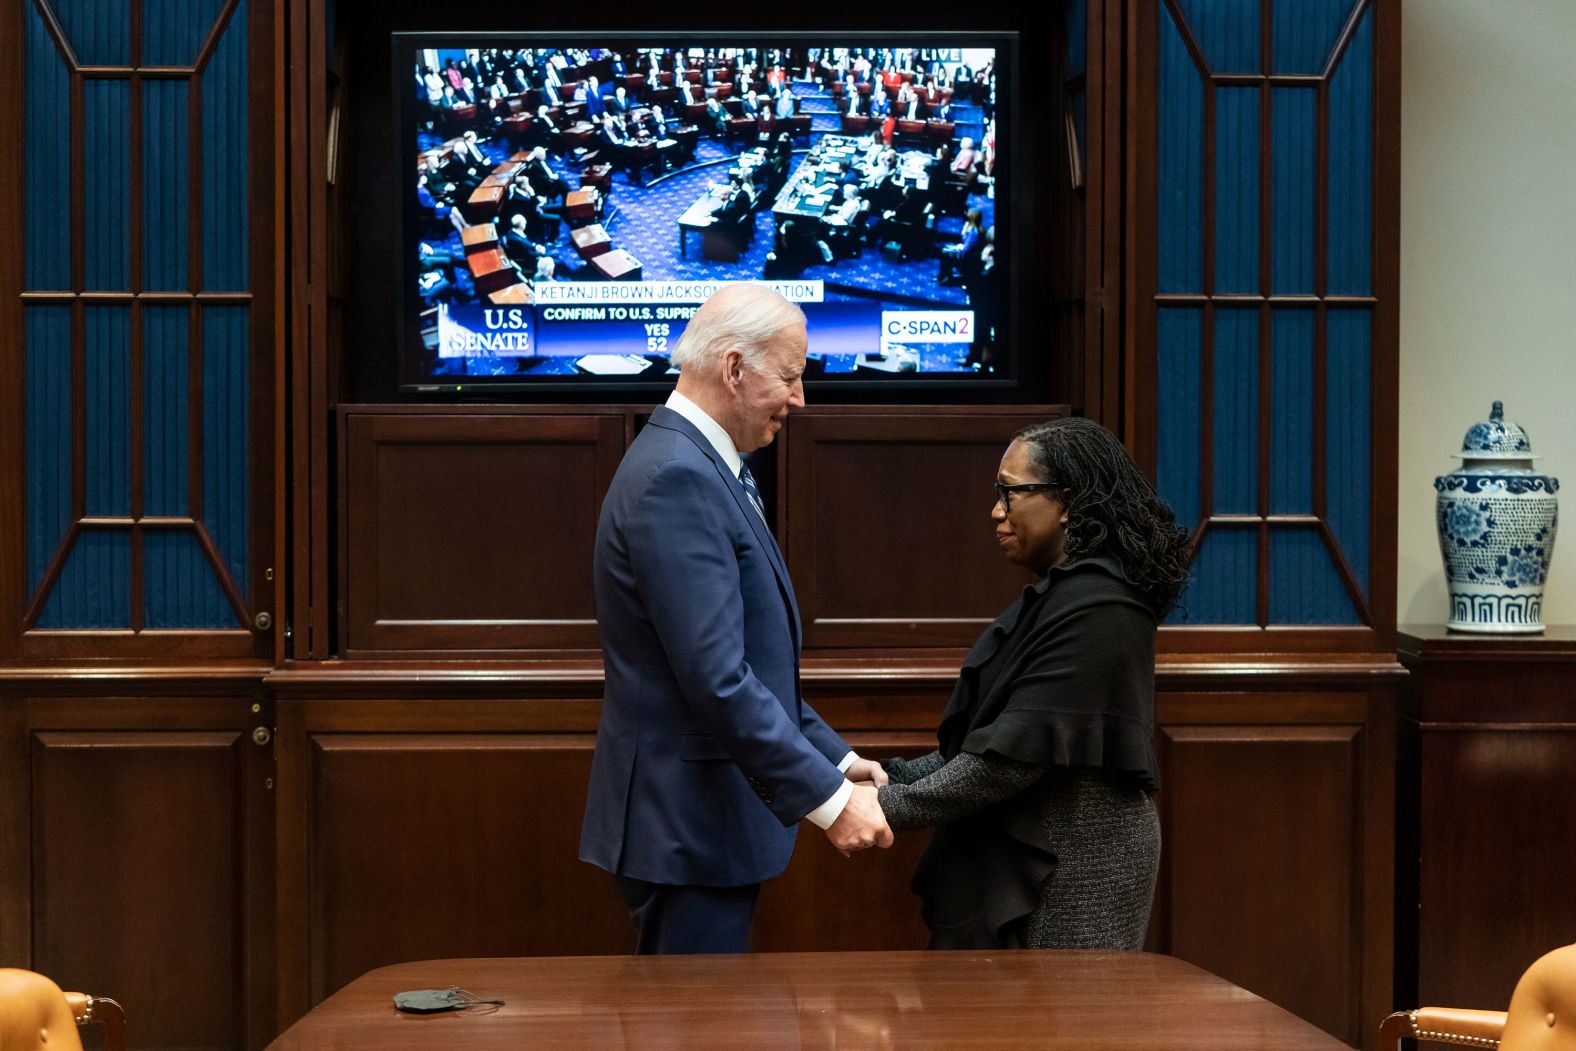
[824,756,895,856]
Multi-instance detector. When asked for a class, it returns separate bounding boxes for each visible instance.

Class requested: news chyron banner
[434,280,976,374]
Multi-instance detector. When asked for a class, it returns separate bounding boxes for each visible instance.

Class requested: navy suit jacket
[580,406,849,887]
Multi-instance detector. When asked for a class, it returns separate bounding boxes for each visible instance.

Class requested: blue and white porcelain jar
[1435,402,1559,633]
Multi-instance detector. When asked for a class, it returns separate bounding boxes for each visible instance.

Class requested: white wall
[1398,0,1576,627]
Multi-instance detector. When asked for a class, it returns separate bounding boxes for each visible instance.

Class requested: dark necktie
[738,462,767,522]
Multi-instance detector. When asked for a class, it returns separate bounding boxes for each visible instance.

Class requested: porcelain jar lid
[1454,401,1538,460]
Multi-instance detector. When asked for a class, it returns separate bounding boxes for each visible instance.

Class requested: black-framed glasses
[993,481,1062,511]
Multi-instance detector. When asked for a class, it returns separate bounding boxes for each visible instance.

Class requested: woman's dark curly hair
[1013,417,1193,617]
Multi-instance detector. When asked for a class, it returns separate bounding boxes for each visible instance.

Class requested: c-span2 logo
[880,310,976,350]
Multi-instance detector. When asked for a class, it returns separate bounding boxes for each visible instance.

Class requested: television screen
[396,35,1015,392]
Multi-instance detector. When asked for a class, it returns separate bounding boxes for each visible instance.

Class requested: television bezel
[392,29,1023,396]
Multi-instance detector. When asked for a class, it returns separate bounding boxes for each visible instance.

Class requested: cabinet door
[2,0,276,660]
[1129,0,1399,653]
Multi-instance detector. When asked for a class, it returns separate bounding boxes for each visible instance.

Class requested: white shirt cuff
[804,779,854,830]
[837,750,859,773]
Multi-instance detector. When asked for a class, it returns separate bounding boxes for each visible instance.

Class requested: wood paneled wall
[2,663,1399,1050]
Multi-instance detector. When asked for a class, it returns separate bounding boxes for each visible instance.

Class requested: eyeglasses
[993,481,1062,511]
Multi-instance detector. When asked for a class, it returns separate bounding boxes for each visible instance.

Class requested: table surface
[267,951,1351,1050]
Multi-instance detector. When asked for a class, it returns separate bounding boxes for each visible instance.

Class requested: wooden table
[267,951,1351,1049]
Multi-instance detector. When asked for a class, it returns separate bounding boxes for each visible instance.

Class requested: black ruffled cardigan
[912,554,1159,948]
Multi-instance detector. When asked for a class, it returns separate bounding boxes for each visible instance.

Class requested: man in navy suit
[581,284,893,955]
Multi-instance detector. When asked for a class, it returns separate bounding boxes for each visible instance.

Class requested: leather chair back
[0,969,85,1051]
[1503,945,1576,1051]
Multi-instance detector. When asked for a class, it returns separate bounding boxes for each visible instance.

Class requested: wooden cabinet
[1398,625,1576,1015]
[0,675,275,1050]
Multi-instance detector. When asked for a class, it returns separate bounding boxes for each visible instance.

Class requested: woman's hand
[844,756,890,787]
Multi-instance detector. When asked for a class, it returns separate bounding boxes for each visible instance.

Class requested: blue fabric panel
[1326,308,1371,600]
[143,0,227,66]
[201,0,248,291]
[1156,307,1203,531]
[84,79,131,291]
[84,306,131,517]
[25,306,74,593]
[1270,308,1314,515]
[1269,527,1361,623]
[24,6,72,291]
[202,306,249,596]
[1271,87,1316,294]
[1066,0,1087,78]
[1175,0,1260,73]
[143,306,189,517]
[142,80,189,290]
[37,529,131,628]
[145,529,234,628]
[1213,87,1260,295]
[48,0,130,66]
[1212,308,1259,515]
[1173,527,1257,625]
[1273,0,1357,74]
[1157,2,1204,294]
[1327,5,1373,296]
[1178,0,1260,74]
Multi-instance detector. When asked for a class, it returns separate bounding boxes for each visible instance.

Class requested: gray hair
[670,284,805,373]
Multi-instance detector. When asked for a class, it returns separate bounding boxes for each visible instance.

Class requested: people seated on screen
[456,129,489,171]
[774,86,796,120]
[680,80,700,106]
[417,240,455,301]
[703,97,728,137]
[893,86,920,121]
[822,184,868,257]
[420,154,455,206]
[487,72,512,101]
[646,103,671,140]
[863,149,905,210]
[524,105,557,151]
[764,217,835,276]
[950,136,978,178]
[524,147,568,200]
[965,241,1000,315]
[874,186,935,262]
[438,147,477,196]
[580,77,607,118]
[711,184,753,229]
[740,90,763,118]
[502,213,543,277]
[939,209,986,285]
[609,85,632,116]
[422,66,445,107]
[500,173,561,244]
[869,90,890,118]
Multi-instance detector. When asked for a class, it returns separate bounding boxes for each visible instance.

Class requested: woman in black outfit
[876,417,1192,950]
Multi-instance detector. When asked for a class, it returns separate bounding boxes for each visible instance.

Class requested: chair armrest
[1379,1008,1507,1050]
[64,993,127,1051]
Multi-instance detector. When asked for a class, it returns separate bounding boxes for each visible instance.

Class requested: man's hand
[825,783,894,856]
[844,756,889,787]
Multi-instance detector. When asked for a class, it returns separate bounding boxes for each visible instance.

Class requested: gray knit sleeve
[877,751,1049,832]
[881,750,946,785]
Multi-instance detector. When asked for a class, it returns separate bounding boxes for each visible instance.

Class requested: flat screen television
[394,33,1018,393]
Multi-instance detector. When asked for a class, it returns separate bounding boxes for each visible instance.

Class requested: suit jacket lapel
[648,408,802,652]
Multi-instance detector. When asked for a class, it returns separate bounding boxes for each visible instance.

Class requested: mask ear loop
[455,988,506,1011]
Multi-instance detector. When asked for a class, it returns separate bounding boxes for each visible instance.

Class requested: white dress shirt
[665,390,857,828]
